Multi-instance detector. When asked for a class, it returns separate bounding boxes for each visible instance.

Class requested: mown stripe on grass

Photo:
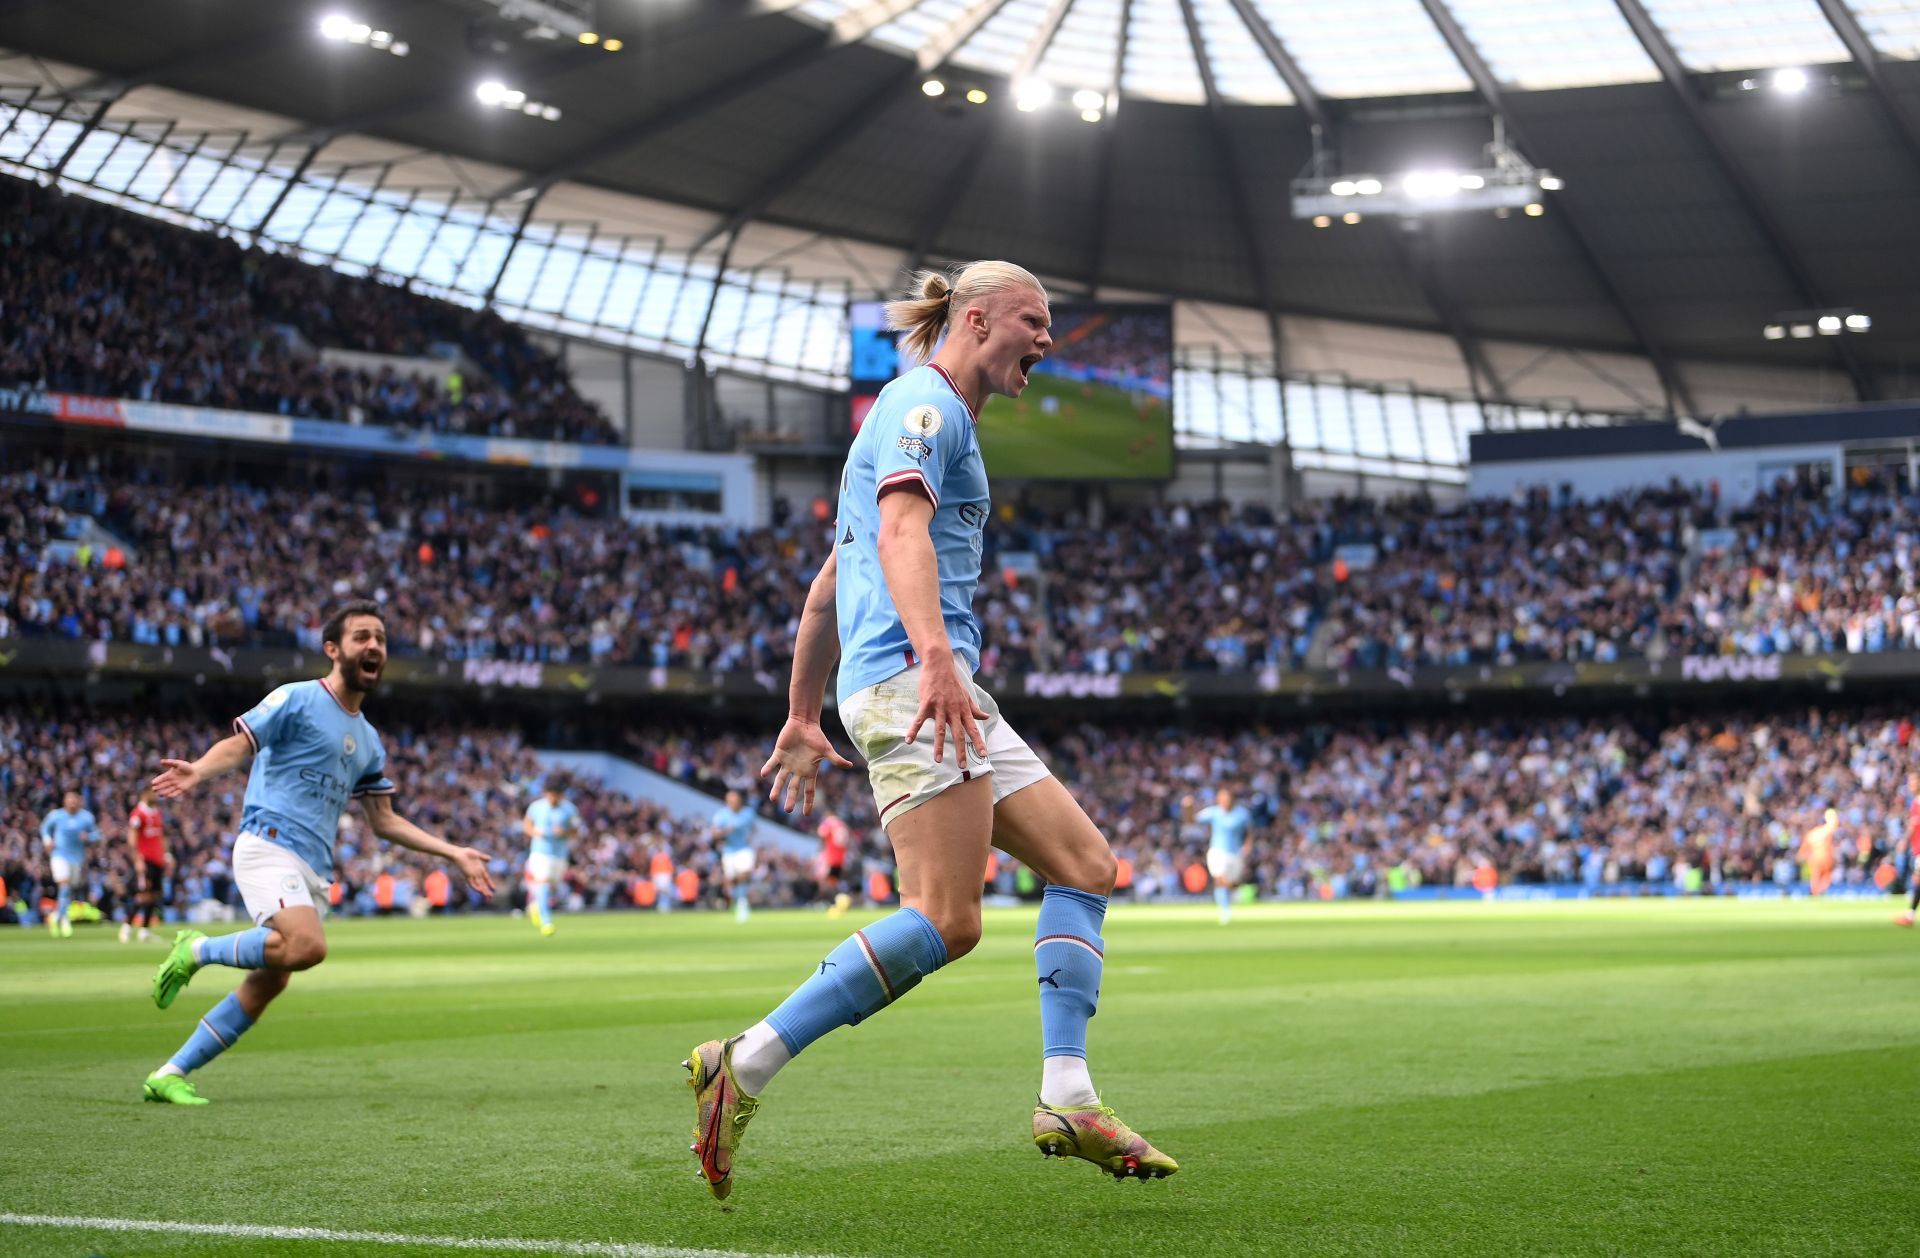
[0,1213,838,1258]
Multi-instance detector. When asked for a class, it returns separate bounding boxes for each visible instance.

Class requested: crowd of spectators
[0,704,839,928]
[0,176,620,444]
[4,699,1911,930]
[7,459,1920,673]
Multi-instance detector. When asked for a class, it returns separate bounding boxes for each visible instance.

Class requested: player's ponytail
[883,261,1047,364]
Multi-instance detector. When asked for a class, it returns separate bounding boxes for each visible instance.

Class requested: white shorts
[233,832,330,928]
[527,851,568,884]
[49,855,76,884]
[721,847,757,879]
[839,662,1051,829]
[1207,848,1247,885]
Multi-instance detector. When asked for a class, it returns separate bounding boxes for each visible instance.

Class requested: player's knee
[246,968,291,999]
[282,933,328,970]
[925,905,982,960]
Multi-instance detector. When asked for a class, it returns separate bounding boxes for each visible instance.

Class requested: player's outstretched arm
[763,550,855,815]
[151,732,254,798]
[359,794,496,897]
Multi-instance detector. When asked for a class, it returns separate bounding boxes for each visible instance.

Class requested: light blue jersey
[234,679,394,879]
[525,796,579,860]
[40,807,99,863]
[713,805,757,853]
[1198,803,1252,857]
[835,362,989,704]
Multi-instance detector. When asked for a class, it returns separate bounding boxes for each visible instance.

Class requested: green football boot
[142,1072,209,1105]
[1032,1099,1178,1181]
[152,929,206,1010]
[684,1038,761,1201]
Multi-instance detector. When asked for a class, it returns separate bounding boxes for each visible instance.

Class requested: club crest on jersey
[902,404,943,438]
[342,734,356,756]
[896,435,933,462]
[264,687,289,708]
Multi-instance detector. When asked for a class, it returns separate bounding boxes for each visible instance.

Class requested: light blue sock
[168,992,255,1074]
[1214,885,1232,917]
[765,907,948,1055]
[195,927,271,970]
[56,884,72,922]
[1035,886,1107,1060]
[532,882,552,920]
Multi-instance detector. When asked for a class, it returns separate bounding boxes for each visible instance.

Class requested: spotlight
[1343,211,1361,225]
[1524,202,1544,216]
[1402,171,1460,199]
[578,31,599,45]
[1846,314,1872,331]
[502,88,527,107]
[348,22,372,42]
[1354,178,1382,195]
[1790,323,1814,338]
[1080,109,1102,123]
[1817,315,1842,335]
[541,104,562,121]
[1329,180,1357,196]
[923,78,946,97]
[1312,215,1331,228]
[602,38,622,51]
[1014,79,1054,112]
[1539,176,1563,191]
[1772,67,1809,94]
[476,80,508,106]
[1457,173,1485,190]
[1072,88,1104,112]
[1763,324,1786,340]
[320,13,354,40]
[966,87,988,105]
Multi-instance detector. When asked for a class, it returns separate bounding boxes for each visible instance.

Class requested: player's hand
[151,758,200,798]
[907,654,989,767]
[452,847,495,897]
[759,717,854,816]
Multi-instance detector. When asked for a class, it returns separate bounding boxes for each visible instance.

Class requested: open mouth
[1018,353,1042,386]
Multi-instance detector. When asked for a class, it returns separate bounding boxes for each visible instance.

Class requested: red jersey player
[815,814,852,918]
[1899,774,1920,927]
[124,786,171,944]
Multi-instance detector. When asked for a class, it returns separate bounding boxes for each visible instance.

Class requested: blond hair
[883,260,1048,364]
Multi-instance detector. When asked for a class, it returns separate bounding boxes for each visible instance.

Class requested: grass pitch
[2,900,1917,1257]
[979,372,1171,480]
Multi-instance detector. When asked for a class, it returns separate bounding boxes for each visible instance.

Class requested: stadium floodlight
[1343,211,1361,225]
[1015,79,1054,112]
[1817,315,1842,335]
[966,87,988,105]
[1080,109,1102,123]
[922,78,946,97]
[601,38,622,51]
[1402,171,1461,200]
[1772,67,1809,95]
[1769,308,1872,342]
[1846,314,1872,331]
[1293,118,1562,220]
[1763,324,1786,340]
[578,31,598,44]
[1313,215,1331,227]
[502,88,527,107]
[476,80,509,105]
[1539,176,1563,191]
[1353,178,1383,196]
[1329,180,1357,196]
[1524,202,1544,217]
[1072,88,1103,112]
[319,13,354,40]
[1457,173,1485,190]
[1790,323,1814,338]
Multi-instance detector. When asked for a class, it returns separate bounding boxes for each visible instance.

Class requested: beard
[338,646,385,695]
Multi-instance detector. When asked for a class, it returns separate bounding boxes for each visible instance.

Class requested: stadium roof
[3,0,1920,415]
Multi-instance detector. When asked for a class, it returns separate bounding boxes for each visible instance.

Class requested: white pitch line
[0,1213,840,1258]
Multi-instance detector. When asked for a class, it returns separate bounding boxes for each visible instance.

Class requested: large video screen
[848,300,1173,480]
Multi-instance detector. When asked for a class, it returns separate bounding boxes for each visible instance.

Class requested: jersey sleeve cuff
[233,716,259,753]
[351,782,398,798]
[877,468,938,510]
